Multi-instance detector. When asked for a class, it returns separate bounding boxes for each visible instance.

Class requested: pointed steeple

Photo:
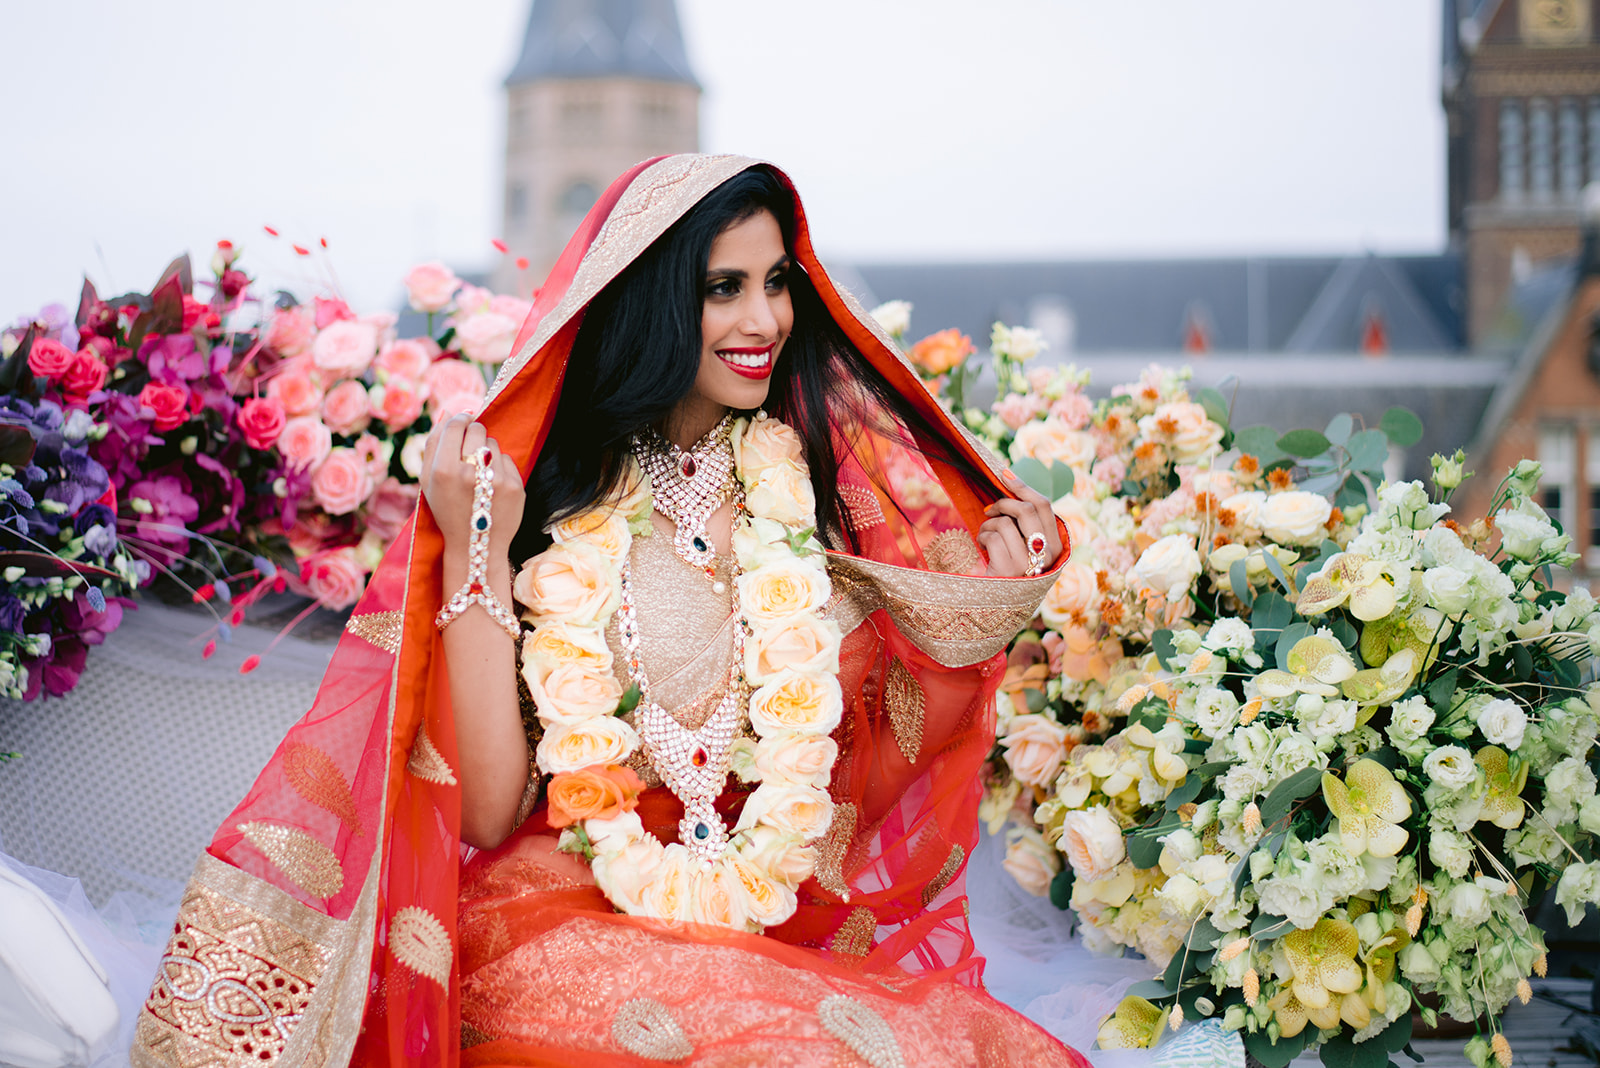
[507,0,699,88]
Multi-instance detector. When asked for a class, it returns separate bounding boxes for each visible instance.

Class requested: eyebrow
[705,256,792,279]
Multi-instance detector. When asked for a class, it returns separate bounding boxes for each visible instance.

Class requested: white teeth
[719,349,770,368]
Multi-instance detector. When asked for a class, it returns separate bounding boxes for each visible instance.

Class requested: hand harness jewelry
[633,413,736,576]
[1026,531,1050,577]
[435,447,522,642]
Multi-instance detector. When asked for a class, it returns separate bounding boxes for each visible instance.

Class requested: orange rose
[545,764,643,828]
[908,328,973,375]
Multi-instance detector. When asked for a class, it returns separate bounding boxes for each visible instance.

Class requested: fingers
[984,495,1063,563]
[978,515,1030,577]
[459,419,488,463]
[424,413,472,479]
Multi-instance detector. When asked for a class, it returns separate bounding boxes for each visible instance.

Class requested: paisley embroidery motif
[818,994,906,1068]
[831,906,876,959]
[840,483,887,529]
[922,845,966,906]
[883,657,925,763]
[237,822,343,899]
[922,528,982,575]
[390,906,452,988]
[406,721,457,786]
[283,742,362,835]
[611,997,693,1061]
[814,800,857,900]
[344,608,403,654]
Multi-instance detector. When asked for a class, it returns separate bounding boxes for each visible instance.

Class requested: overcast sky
[0,1,1444,319]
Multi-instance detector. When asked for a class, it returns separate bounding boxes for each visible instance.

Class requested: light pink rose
[310,448,375,516]
[488,294,533,322]
[404,262,461,314]
[300,547,366,610]
[360,311,397,350]
[374,337,439,381]
[999,714,1071,787]
[365,477,419,542]
[265,357,324,417]
[320,379,372,437]
[310,319,379,380]
[454,283,493,317]
[1049,392,1093,430]
[277,415,333,471]
[994,392,1043,430]
[423,358,487,419]
[369,379,426,431]
[265,306,315,358]
[453,311,520,364]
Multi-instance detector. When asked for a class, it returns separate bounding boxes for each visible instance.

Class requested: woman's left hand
[978,471,1065,578]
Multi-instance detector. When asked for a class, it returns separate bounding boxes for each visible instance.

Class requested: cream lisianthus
[536,715,640,775]
[745,615,842,682]
[736,557,831,620]
[514,543,620,626]
[525,661,625,725]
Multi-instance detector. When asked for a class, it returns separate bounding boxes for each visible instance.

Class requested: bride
[132,154,1082,1067]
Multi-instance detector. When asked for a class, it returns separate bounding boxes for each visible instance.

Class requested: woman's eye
[765,271,789,293]
[707,278,738,298]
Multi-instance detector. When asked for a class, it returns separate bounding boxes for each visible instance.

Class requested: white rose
[1059,806,1126,882]
[535,716,639,775]
[1422,745,1476,790]
[751,731,838,788]
[1002,827,1061,898]
[1131,535,1201,601]
[1192,688,1240,736]
[745,616,842,683]
[998,714,1071,787]
[1476,698,1527,750]
[733,782,835,839]
[748,669,844,736]
[869,300,913,337]
[736,558,830,621]
[992,323,1047,362]
[746,463,816,526]
[1258,491,1333,547]
[1303,696,1358,739]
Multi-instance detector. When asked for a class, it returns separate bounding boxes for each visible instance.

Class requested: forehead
[708,210,786,265]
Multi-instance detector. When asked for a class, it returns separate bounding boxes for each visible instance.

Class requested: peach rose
[639,845,696,922]
[726,856,797,928]
[311,319,379,379]
[548,510,632,564]
[536,716,639,775]
[1039,562,1100,631]
[320,379,372,437]
[527,662,624,725]
[265,305,315,358]
[513,544,619,627]
[266,358,324,417]
[545,764,643,828]
[738,826,817,889]
[424,358,488,419]
[1059,806,1126,882]
[300,547,366,610]
[310,448,374,516]
[751,731,838,788]
[1139,401,1224,465]
[745,617,842,684]
[733,782,835,839]
[374,337,439,382]
[746,464,816,527]
[368,379,425,432]
[403,262,461,314]
[736,558,830,621]
[748,669,845,737]
[521,621,613,677]
[994,392,1043,430]
[908,328,974,375]
[735,416,805,476]
[693,860,754,930]
[453,311,520,364]
[998,713,1070,787]
[1002,827,1060,898]
[1011,418,1095,468]
[277,415,333,471]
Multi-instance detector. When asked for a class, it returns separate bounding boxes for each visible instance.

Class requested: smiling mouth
[717,345,775,378]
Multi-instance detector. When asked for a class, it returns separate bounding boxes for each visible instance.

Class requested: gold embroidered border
[344,609,403,655]
[922,528,982,576]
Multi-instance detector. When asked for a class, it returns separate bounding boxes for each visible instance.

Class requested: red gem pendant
[678,454,696,479]
[691,747,709,768]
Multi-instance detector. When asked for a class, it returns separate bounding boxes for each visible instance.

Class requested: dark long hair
[511,166,985,563]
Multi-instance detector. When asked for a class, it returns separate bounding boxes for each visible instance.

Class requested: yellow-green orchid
[1476,746,1529,829]
[1322,759,1412,857]
[1280,918,1365,1029]
[1096,995,1165,1049]
[1123,722,1189,788]
[1257,634,1358,699]
[1296,554,1411,621]
[1342,647,1420,708]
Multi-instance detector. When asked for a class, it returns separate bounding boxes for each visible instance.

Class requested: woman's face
[672,208,793,442]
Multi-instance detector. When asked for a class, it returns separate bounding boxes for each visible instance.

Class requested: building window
[1560,97,1584,196]
[1530,97,1554,199]
[1501,98,1526,199]
[1541,425,1577,539]
[557,180,599,236]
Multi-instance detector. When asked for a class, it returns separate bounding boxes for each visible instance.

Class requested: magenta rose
[138,382,190,432]
[277,415,333,471]
[310,448,374,516]
[60,351,109,401]
[27,339,75,379]
[423,359,487,419]
[237,397,287,451]
[310,319,379,380]
[320,379,372,437]
[404,262,462,314]
[300,546,366,610]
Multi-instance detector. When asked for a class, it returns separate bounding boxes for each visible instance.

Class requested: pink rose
[365,476,419,542]
[452,311,519,364]
[313,297,355,329]
[374,337,439,381]
[994,392,1042,430]
[488,294,533,322]
[60,351,108,401]
[237,396,287,450]
[369,379,425,431]
[320,379,372,436]
[1049,392,1093,430]
[138,382,190,432]
[27,339,74,379]
[265,306,315,358]
[454,283,492,316]
[423,358,487,419]
[310,448,374,516]
[403,262,462,314]
[277,415,333,471]
[352,433,391,482]
[310,319,379,380]
[265,358,324,417]
[361,311,397,350]
[300,547,366,610]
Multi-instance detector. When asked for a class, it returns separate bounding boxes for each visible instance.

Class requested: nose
[739,291,780,339]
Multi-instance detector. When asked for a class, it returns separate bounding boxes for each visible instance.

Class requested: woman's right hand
[420,414,525,562]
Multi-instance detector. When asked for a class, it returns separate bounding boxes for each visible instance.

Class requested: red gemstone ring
[1027,531,1048,555]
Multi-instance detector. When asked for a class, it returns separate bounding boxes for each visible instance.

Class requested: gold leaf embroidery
[884,657,925,763]
[923,528,981,575]
[818,994,905,1068]
[345,609,403,655]
[831,906,877,959]
[391,906,452,988]
[406,721,457,786]
[611,998,693,1061]
[814,801,857,900]
[840,483,887,529]
[238,822,343,899]
[922,845,966,906]
[283,742,362,835]
[460,1021,495,1049]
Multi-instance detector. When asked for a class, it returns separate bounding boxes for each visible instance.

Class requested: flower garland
[511,412,843,932]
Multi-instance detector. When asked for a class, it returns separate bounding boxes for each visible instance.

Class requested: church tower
[1444,0,1600,345]
[498,0,701,292]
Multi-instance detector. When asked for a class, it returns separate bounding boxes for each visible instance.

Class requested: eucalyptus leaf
[1259,549,1292,595]
[1253,589,1294,634]
[1249,911,1296,940]
[1277,428,1332,458]
[1297,472,1341,495]
[1379,406,1424,447]
[1244,1024,1310,1068]
[617,683,642,716]
[1513,643,1534,681]
[1196,387,1232,431]
[1328,616,1359,651]
[1165,776,1204,811]
[1259,766,1325,828]
[1153,628,1178,670]
[1048,867,1074,911]
[1124,978,1177,1000]
[1229,558,1254,608]
[1185,917,1223,950]
[1318,1028,1392,1068]
[1010,456,1054,499]
[1233,425,1284,465]
[1335,474,1370,511]
[1051,463,1076,500]
[1324,413,1354,445]
[1024,688,1048,713]
[1426,667,1457,709]
[1347,428,1390,472]
[1274,621,1314,671]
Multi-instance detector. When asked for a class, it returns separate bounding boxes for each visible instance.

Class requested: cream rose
[732,516,800,570]
[310,448,375,516]
[1002,827,1061,898]
[733,782,835,839]
[727,856,797,928]
[513,544,620,627]
[748,669,844,736]
[1131,534,1202,601]
[535,716,639,775]
[1258,491,1333,546]
[277,415,333,471]
[1142,401,1224,465]
[746,464,816,527]
[526,662,624,725]
[1039,562,1100,630]
[745,617,842,684]
[999,714,1071,787]
[1011,418,1095,468]
[1220,491,1267,529]
[751,731,838,788]
[522,621,613,677]
[639,844,696,922]
[613,462,652,523]
[736,558,830,621]
[548,510,632,564]
[584,810,647,854]
[694,860,754,930]
[735,416,806,477]
[311,319,379,379]
[738,826,817,889]
[1059,806,1126,882]
[868,300,912,337]
[590,837,662,912]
